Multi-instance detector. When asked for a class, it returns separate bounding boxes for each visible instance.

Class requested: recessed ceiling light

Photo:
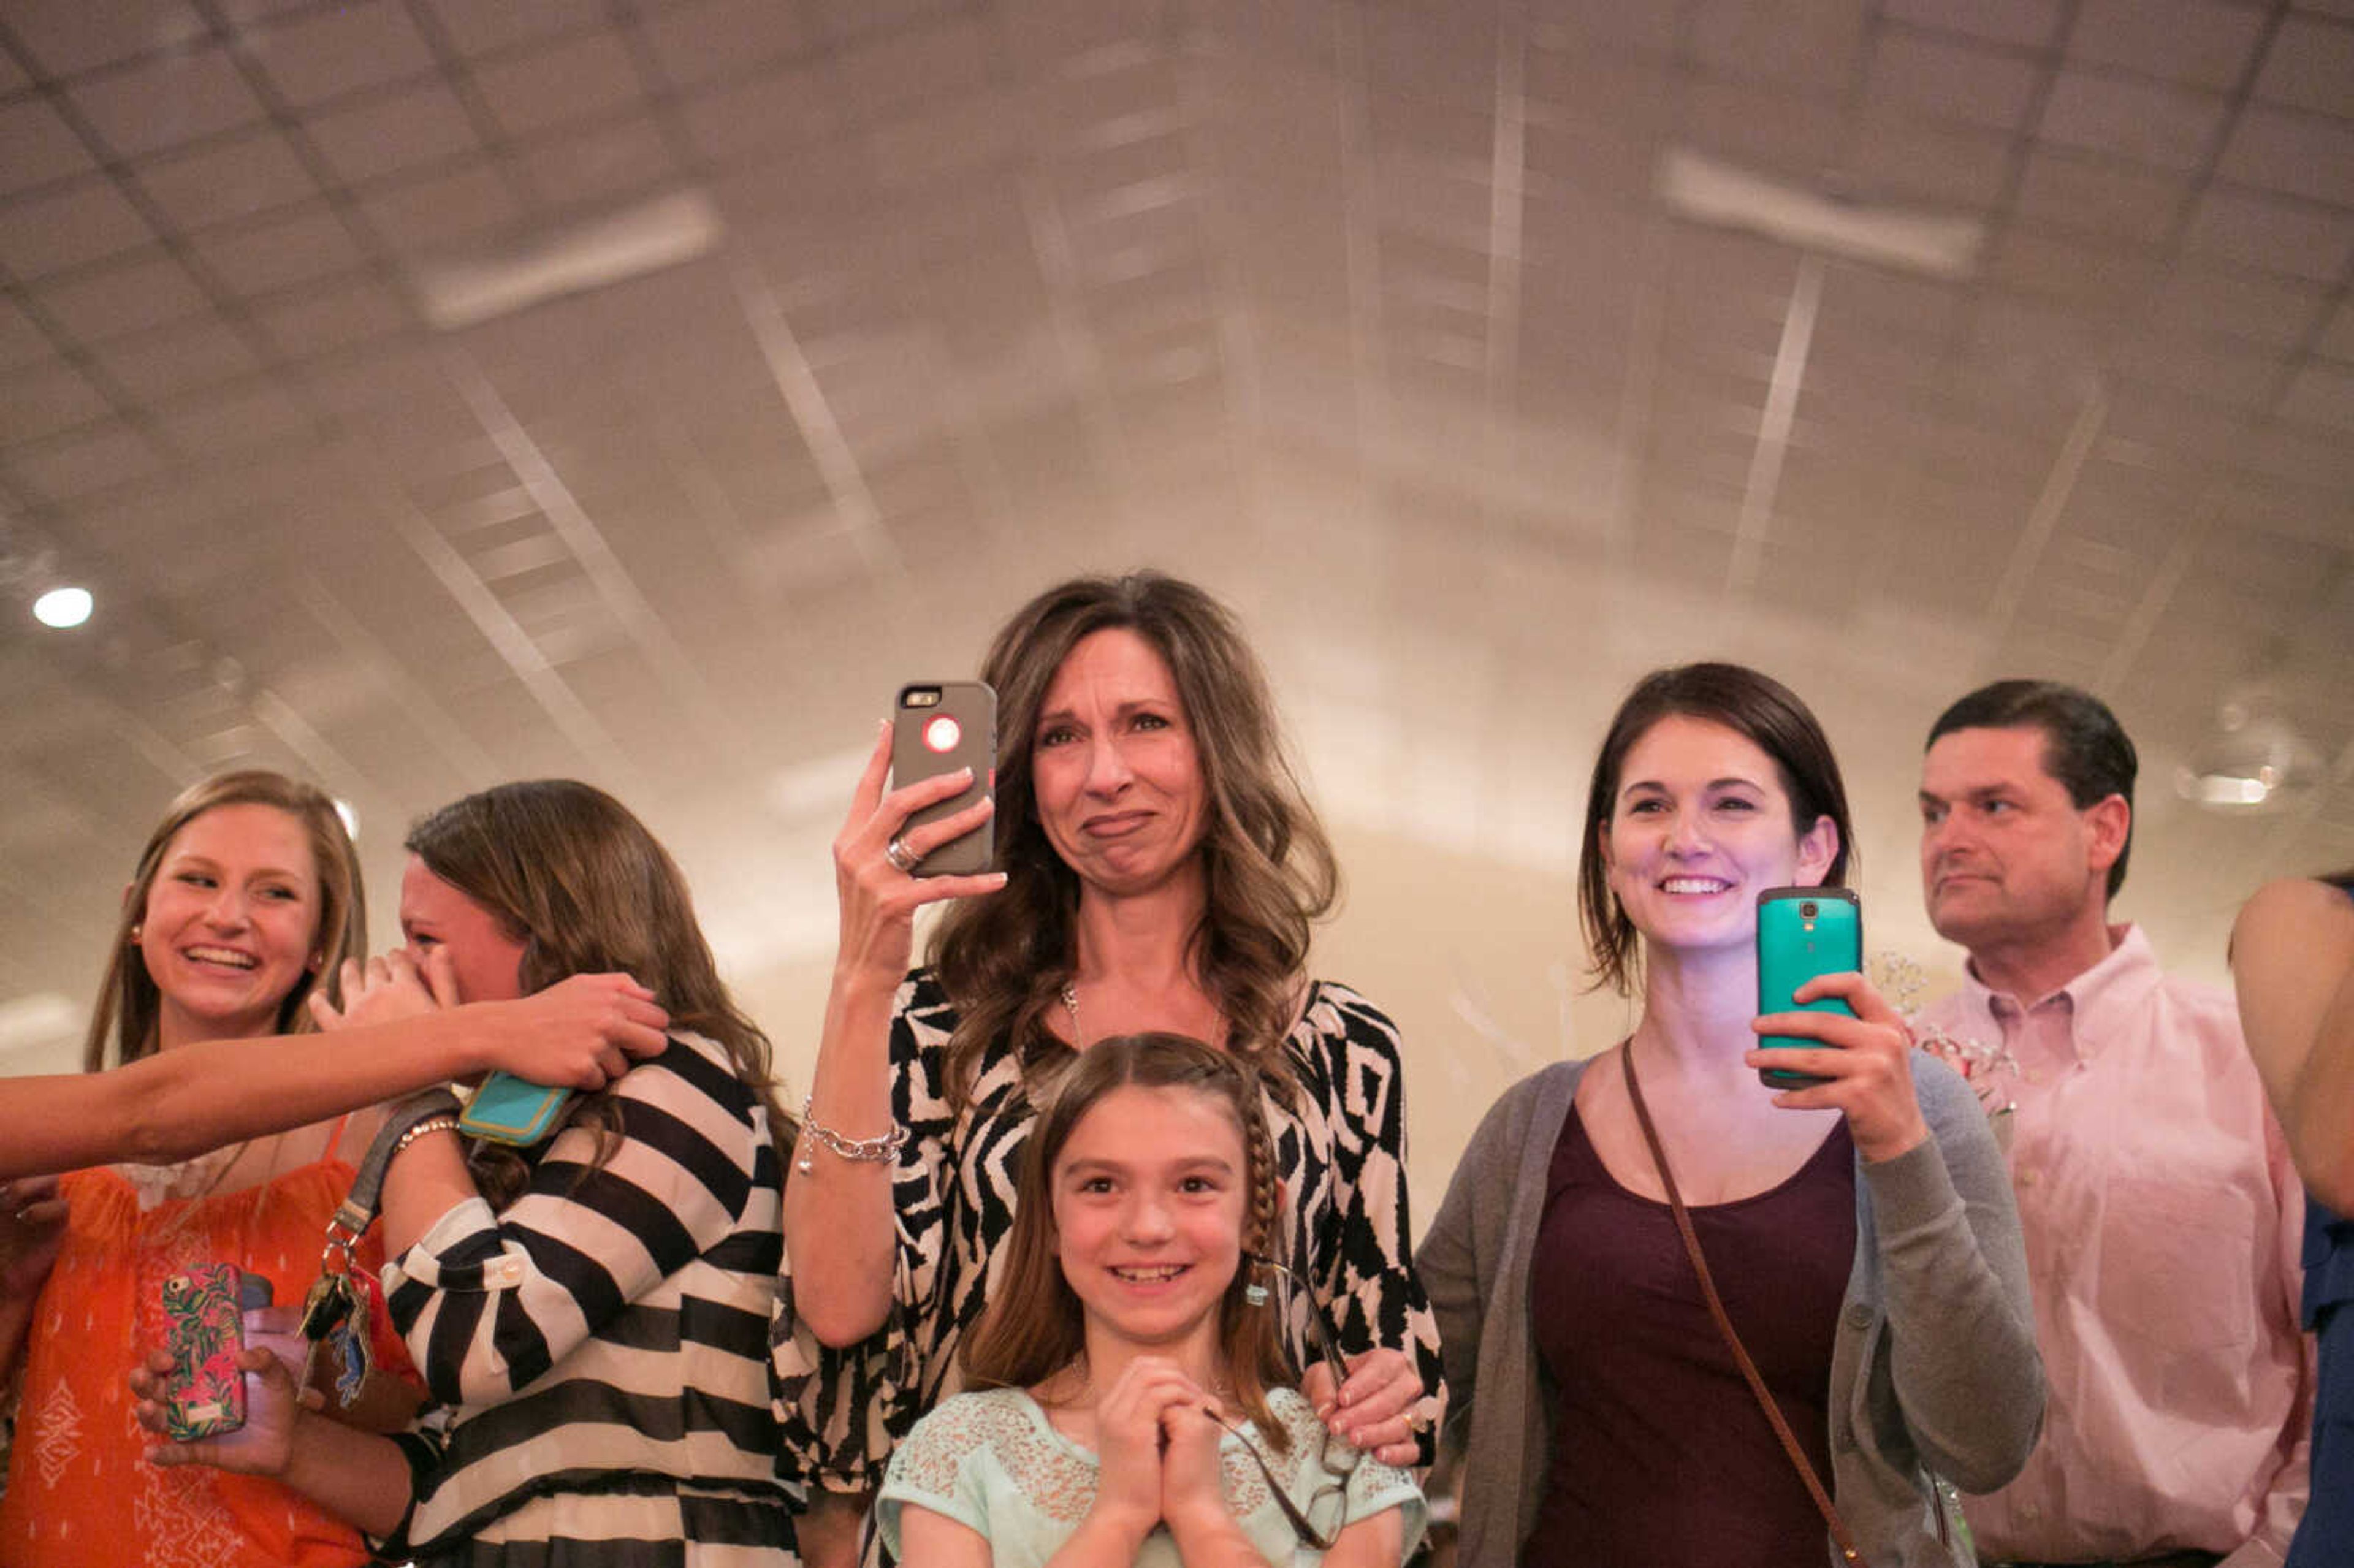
[32,587,92,628]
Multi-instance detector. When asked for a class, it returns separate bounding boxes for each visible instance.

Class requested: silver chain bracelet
[795,1095,909,1174]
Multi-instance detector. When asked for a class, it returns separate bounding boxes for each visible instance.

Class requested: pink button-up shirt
[1918,924,2310,1566]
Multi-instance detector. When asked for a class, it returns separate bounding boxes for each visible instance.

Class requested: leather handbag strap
[329,1087,463,1243]
[1621,1043,1868,1568]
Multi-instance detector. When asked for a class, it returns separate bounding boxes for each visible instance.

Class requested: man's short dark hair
[1927,679,2137,900]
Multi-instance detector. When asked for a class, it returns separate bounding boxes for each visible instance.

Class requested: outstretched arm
[2232,875,2354,1212]
[0,973,668,1180]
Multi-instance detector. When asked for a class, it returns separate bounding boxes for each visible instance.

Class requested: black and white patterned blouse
[772,971,1442,1491]
[383,1032,801,1562]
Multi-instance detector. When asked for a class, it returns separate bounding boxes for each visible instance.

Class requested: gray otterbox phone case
[892,682,996,877]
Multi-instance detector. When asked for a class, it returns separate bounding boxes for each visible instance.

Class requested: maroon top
[1522,1103,1857,1568]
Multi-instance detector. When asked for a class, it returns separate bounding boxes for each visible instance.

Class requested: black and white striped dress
[772,972,1442,1493]
[383,1033,800,1565]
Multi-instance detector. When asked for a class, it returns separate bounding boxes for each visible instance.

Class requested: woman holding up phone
[1417,664,2043,1567]
[778,572,1441,1528]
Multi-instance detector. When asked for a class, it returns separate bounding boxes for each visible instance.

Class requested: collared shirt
[1918,924,2310,1566]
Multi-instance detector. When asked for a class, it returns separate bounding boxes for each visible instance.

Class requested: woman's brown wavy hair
[961,1032,1294,1448]
[405,780,793,1201]
[86,769,365,1071]
[932,572,1338,1106]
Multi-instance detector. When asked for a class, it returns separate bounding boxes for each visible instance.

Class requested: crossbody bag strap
[1621,1043,1868,1568]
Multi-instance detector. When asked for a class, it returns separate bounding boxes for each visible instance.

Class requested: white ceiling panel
[2066,0,2272,91]
[66,40,267,159]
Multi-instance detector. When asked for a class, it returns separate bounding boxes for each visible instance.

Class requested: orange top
[0,1149,414,1568]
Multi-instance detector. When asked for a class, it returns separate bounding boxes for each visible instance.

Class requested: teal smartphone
[1756,886,1861,1090]
[458,1072,573,1146]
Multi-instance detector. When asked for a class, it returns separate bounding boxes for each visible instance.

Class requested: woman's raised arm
[0,972,667,1179]
[782,723,1000,1346]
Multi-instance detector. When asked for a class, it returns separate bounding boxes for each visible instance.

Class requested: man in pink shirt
[1914,680,2309,1568]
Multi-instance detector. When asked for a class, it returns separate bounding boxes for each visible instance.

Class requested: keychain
[296,1225,373,1407]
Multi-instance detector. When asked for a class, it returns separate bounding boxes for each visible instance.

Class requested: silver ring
[884,837,920,874]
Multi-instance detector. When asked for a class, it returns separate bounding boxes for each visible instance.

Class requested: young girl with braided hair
[875,1033,1424,1566]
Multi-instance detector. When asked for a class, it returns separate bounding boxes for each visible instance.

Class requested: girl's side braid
[1236,1062,1282,1304]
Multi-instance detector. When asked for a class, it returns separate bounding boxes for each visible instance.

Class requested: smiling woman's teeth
[184,946,259,969]
[1661,878,1726,894]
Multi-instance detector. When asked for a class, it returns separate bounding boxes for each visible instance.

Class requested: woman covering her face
[128,780,804,1565]
[1418,664,2044,1567]
[0,770,418,1568]
[777,572,1442,1531]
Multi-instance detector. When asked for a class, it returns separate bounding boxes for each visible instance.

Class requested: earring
[128,924,142,944]
[308,952,326,970]
[1243,1281,1270,1307]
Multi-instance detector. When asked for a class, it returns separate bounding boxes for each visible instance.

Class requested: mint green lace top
[876,1385,1425,1566]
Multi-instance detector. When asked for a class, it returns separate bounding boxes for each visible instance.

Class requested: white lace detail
[895,1392,1099,1521]
[110,1146,245,1213]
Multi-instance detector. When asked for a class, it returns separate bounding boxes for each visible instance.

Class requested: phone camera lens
[1799,901,1818,918]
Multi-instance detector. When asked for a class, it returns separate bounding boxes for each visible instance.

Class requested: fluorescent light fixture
[414,189,725,331]
[32,586,91,628]
[2181,772,2271,807]
[1656,148,1984,280]
[2174,710,2322,816]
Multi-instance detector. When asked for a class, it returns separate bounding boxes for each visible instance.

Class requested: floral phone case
[159,1262,246,1440]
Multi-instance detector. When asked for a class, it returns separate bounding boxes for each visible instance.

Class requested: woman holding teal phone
[133,781,807,1564]
[1417,663,2043,1568]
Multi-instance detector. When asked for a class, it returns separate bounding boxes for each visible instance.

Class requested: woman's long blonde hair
[85,770,365,1072]
[932,572,1338,1106]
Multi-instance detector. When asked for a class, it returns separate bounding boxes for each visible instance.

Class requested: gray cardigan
[1417,1052,2044,1567]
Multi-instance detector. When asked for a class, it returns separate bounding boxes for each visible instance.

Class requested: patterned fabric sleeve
[1298,984,1446,1457]
[384,1037,761,1406]
[774,973,961,1491]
